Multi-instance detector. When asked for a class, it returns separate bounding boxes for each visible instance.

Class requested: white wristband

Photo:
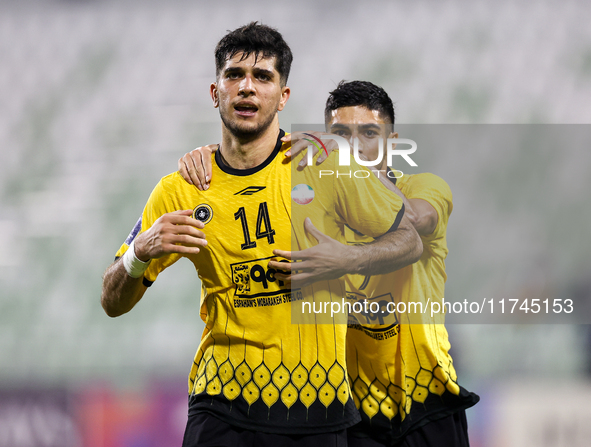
[122,240,151,278]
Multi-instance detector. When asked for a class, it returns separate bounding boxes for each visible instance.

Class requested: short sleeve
[333,155,405,238]
[113,179,182,286]
[402,173,452,238]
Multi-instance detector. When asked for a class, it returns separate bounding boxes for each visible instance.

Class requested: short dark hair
[325,81,395,132]
[215,22,293,86]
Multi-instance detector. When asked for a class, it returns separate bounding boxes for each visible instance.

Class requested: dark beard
[219,107,277,142]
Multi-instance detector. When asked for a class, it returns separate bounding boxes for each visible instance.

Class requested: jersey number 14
[234,202,276,250]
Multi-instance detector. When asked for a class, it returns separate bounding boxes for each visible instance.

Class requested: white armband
[122,240,151,278]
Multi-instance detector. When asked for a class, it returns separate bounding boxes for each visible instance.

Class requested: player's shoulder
[152,171,197,198]
[401,172,448,186]
[159,171,185,187]
[400,172,451,195]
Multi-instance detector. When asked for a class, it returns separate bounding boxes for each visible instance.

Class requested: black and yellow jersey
[115,130,405,434]
[345,172,479,443]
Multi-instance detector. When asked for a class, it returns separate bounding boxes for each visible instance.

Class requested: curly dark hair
[325,80,395,132]
[215,22,293,86]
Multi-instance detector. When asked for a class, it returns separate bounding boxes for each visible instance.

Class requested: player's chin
[229,121,266,139]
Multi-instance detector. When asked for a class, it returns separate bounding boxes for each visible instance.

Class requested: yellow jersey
[345,172,479,443]
[115,131,406,434]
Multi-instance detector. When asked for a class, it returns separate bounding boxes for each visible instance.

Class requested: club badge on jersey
[193,204,213,224]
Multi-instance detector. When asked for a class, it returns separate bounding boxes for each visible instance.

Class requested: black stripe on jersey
[215,129,286,176]
[344,223,365,238]
[387,203,405,233]
[358,275,371,291]
[386,167,398,185]
[349,323,399,334]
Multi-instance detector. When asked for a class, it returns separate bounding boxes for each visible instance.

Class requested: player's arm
[101,210,207,317]
[270,214,422,287]
[101,259,148,318]
[357,212,422,274]
[377,175,438,236]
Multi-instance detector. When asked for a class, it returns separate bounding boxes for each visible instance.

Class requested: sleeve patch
[124,216,142,246]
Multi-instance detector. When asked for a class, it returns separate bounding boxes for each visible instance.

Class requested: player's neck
[219,119,281,170]
[376,159,388,174]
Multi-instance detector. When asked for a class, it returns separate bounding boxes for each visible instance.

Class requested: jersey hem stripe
[187,406,361,435]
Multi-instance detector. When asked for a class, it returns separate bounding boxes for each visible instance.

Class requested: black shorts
[182,411,348,447]
[347,410,471,447]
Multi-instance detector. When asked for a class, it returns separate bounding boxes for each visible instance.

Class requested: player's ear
[210,83,219,108]
[387,131,398,150]
[277,86,290,111]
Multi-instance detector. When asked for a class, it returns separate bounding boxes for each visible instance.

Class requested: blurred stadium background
[1,0,591,445]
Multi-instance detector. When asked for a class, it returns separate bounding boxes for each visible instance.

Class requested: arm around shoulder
[380,173,451,236]
[352,212,423,276]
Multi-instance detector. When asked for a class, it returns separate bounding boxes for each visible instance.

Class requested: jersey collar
[215,129,286,177]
